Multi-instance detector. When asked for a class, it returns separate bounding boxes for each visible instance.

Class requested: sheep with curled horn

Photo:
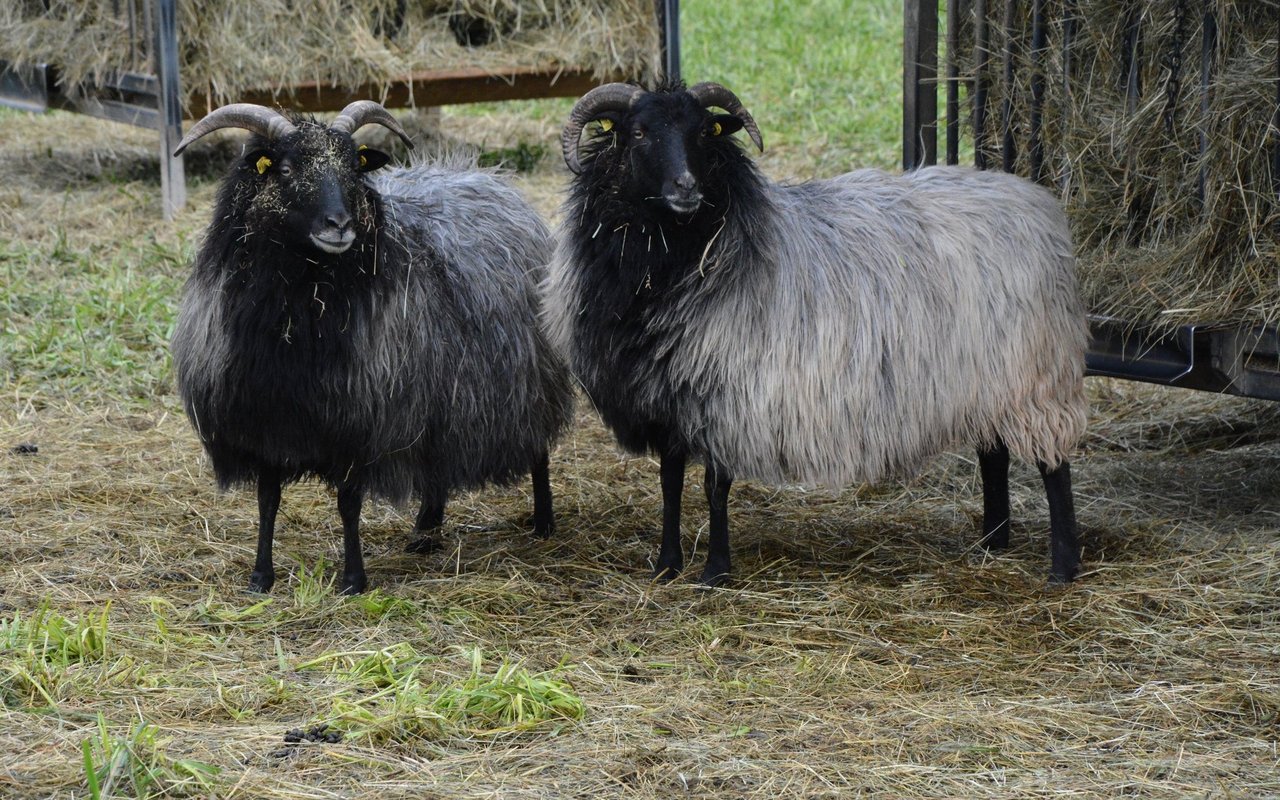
[545,81,1088,586]
[171,100,574,595]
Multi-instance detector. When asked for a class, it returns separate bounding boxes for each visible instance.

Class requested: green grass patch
[478,142,547,172]
[82,714,220,799]
[453,0,902,174]
[0,235,187,404]
[0,601,111,706]
[324,648,584,745]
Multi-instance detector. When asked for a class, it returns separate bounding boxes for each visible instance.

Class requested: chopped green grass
[323,647,584,745]
[81,714,220,799]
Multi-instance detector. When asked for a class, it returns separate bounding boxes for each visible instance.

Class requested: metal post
[945,0,959,166]
[1198,3,1216,207]
[152,0,185,219]
[903,0,938,170]
[1029,0,1046,183]
[1000,0,1017,173]
[1274,7,1280,209]
[974,0,990,169]
[658,0,680,83]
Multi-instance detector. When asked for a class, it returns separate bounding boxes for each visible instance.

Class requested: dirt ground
[1,108,1278,799]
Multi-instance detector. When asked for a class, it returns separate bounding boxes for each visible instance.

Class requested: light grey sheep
[546,81,1087,585]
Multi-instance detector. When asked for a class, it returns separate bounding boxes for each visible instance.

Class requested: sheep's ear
[357,146,391,172]
[245,148,274,175]
[705,114,744,139]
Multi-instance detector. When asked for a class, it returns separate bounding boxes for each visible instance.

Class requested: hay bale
[0,0,659,112]
[956,0,1279,329]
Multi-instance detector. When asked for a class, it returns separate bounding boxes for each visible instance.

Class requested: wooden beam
[186,65,618,116]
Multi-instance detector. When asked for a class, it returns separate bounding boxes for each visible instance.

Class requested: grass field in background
[462,0,903,174]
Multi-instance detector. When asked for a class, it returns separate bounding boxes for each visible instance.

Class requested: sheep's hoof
[531,519,555,540]
[1047,569,1078,586]
[979,531,1010,551]
[652,563,682,582]
[698,567,731,588]
[247,571,275,594]
[340,576,368,595]
[405,535,439,555]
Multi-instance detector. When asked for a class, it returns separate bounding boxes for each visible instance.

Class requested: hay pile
[957,0,1279,328]
[0,0,659,113]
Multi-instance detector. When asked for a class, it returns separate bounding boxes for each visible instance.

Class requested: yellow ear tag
[598,118,614,132]
[357,144,368,168]
[711,122,723,136]
[256,155,272,174]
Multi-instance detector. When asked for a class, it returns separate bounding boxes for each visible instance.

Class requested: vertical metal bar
[1000,0,1017,173]
[903,0,939,170]
[945,0,960,166]
[657,0,680,83]
[1162,0,1188,138]
[1271,6,1278,208]
[1029,0,1046,183]
[1199,2,1216,207]
[1123,2,1142,116]
[974,0,989,169]
[1061,0,1077,192]
[153,0,185,219]
[126,0,138,73]
[1062,0,1075,98]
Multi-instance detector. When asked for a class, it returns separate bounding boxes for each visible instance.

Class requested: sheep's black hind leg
[978,441,1011,550]
[654,449,686,580]
[406,493,445,555]
[1039,460,1081,584]
[700,462,733,587]
[337,485,368,595]
[249,469,281,593]
[530,453,554,539]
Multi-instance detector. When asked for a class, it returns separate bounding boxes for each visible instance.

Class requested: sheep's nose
[673,172,696,192]
[324,211,352,232]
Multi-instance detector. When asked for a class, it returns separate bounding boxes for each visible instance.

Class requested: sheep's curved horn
[561,83,644,174]
[688,82,764,152]
[173,104,297,156]
[330,100,415,149]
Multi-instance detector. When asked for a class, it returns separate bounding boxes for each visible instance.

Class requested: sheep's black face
[239,126,390,255]
[594,93,744,218]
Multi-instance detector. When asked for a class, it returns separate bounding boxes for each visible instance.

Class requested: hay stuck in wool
[0,0,660,113]
[953,0,1280,329]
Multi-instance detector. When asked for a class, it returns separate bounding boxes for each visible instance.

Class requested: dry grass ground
[3,99,1280,798]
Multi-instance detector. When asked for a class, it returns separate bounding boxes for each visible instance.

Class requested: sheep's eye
[632,128,644,140]
[278,164,293,178]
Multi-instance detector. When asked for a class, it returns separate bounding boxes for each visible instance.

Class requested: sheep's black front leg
[1039,460,1080,583]
[337,485,368,595]
[654,449,686,580]
[700,462,733,587]
[530,453,554,539]
[978,441,1011,550]
[250,469,282,593]
[406,492,445,555]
